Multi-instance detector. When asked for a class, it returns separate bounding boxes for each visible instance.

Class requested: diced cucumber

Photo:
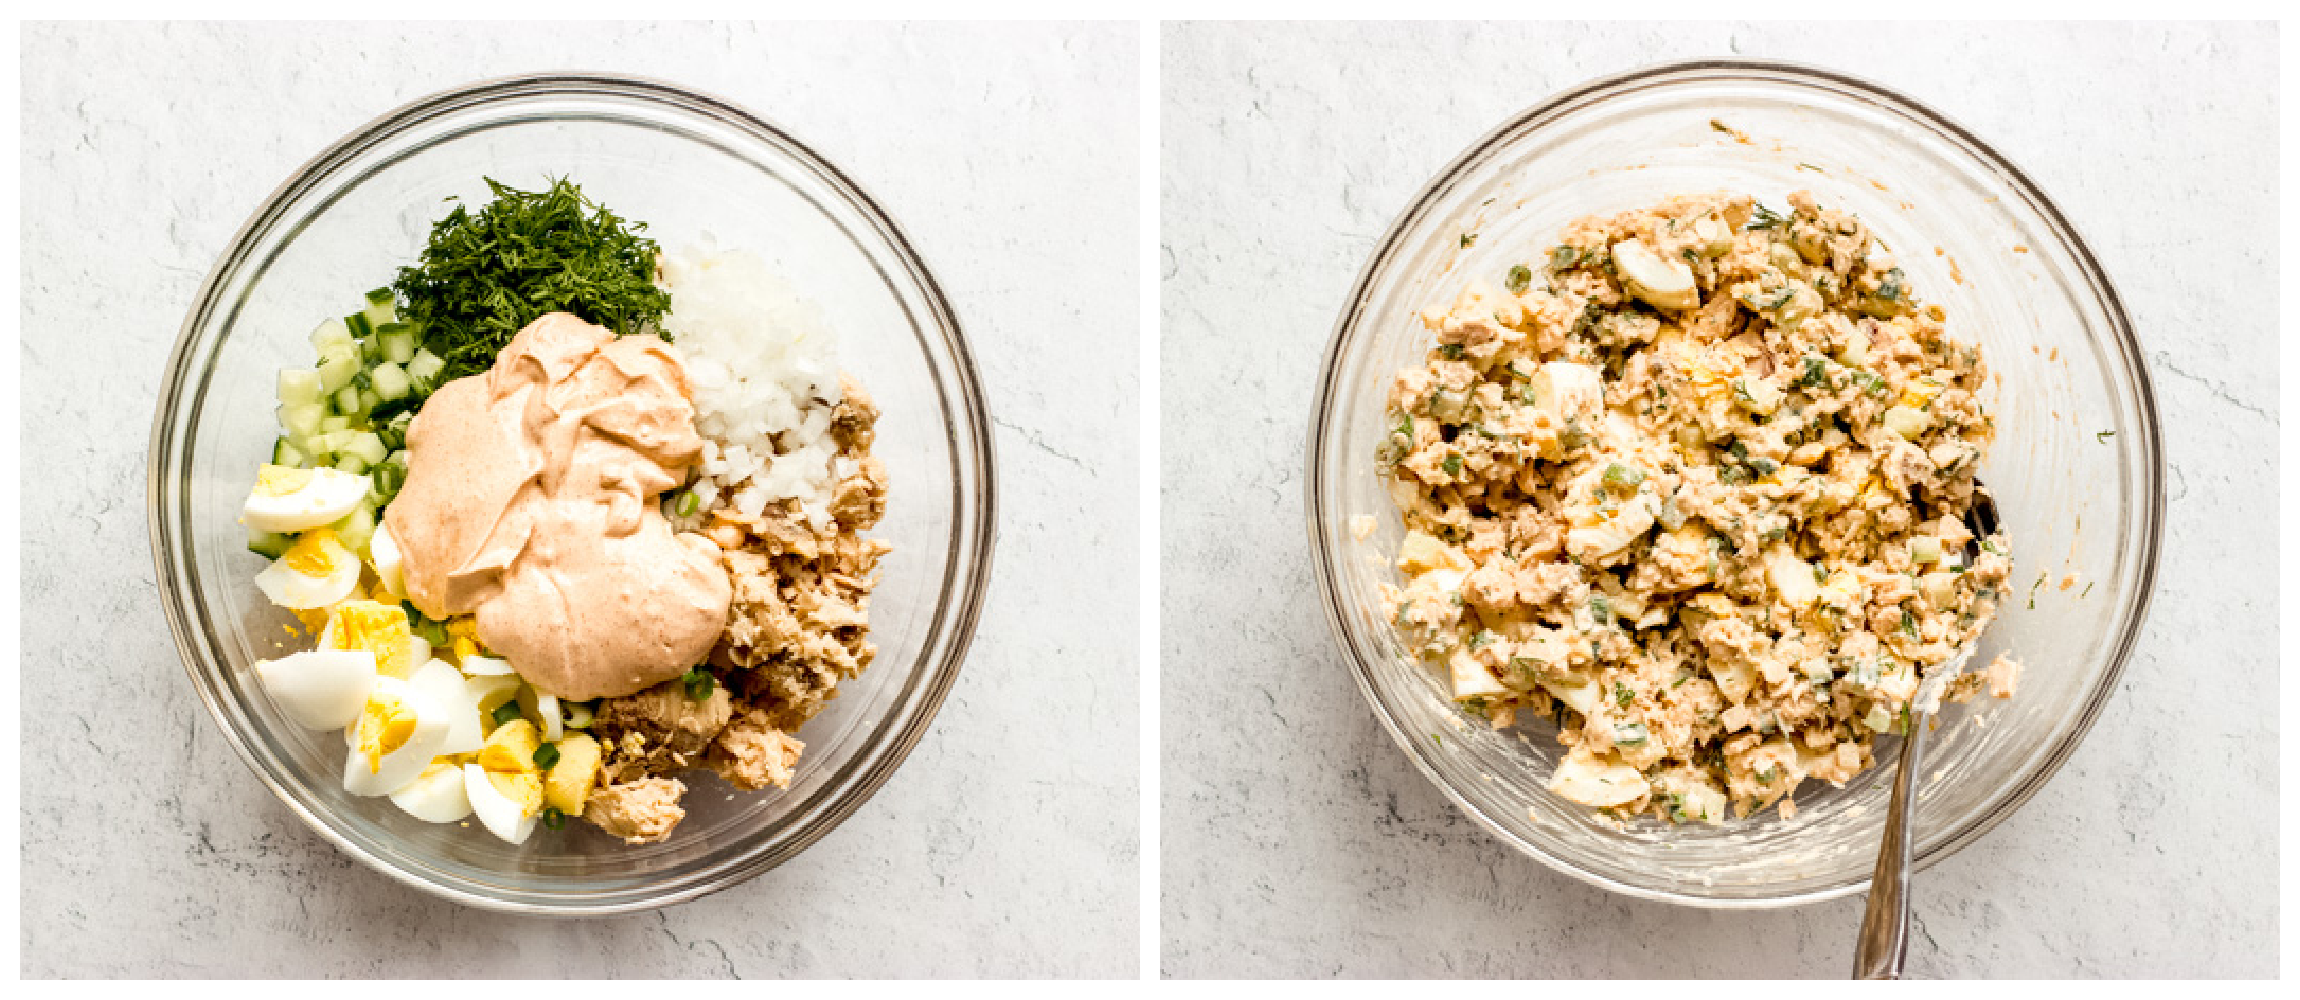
[248,527,293,559]
[278,402,327,439]
[332,500,377,555]
[333,384,365,418]
[407,348,445,387]
[345,311,374,340]
[271,437,307,468]
[377,324,417,364]
[277,368,325,406]
[318,419,354,441]
[317,349,360,393]
[309,316,355,354]
[333,452,369,475]
[343,431,388,466]
[370,362,412,401]
[359,386,384,414]
[362,289,398,328]
[377,411,414,451]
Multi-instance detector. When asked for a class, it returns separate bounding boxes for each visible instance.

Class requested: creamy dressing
[385,312,731,701]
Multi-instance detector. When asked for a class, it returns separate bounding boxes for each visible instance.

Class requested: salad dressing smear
[386,311,731,701]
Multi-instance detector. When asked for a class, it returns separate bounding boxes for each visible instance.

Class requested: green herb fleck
[1505,264,1533,294]
[681,667,717,701]
[532,742,561,771]
[1441,454,1463,477]
[1460,233,1477,248]
[541,806,566,830]
[1613,682,1633,708]
[1747,204,1786,230]
[491,702,523,726]
[2096,429,2115,443]
[1797,355,1830,390]
[1602,462,1645,492]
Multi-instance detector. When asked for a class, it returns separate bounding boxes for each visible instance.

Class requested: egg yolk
[478,720,544,815]
[281,527,342,577]
[356,694,419,773]
[327,600,414,679]
[253,464,315,497]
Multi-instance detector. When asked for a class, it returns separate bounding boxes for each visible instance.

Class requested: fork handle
[1853,715,1928,979]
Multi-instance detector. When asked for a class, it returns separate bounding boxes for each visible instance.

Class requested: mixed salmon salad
[239,178,889,845]
[1378,190,2022,824]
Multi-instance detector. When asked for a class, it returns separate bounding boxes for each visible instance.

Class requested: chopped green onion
[675,490,700,518]
[1505,265,1532,294]
[682,667,716,701]
[541,806,566,830]
[492,702,523,726]
[1602,462,1645,491]
[533,742,561,771]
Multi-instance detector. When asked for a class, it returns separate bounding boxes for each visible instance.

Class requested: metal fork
[1852,485,1998,980]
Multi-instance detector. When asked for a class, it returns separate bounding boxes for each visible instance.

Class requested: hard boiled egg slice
[459,653,516,676]
[409,658,485,755]
[466,720,545,844]
[388,759,472,823]
[369,520,407,600]
[341,676,450,797]
[464,721,545,845]
[319,600,418,679]
[464,764,539,845]
[242,464,370,534]
[253,649,377,730]
[253,528,362,610]
[518,685,565,742]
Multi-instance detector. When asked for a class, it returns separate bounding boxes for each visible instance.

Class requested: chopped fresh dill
[393,176,672,384]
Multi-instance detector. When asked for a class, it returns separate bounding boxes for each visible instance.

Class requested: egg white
[517,685,565,743]
[254,532,363,610]
[459,654,516,676]
[388,761,472,823]
[341,676,450,797]
[464,763,539,845]
[253,649,377,730]
[242,466,370,534]
[368,520,407,599]
[409,658,484,755]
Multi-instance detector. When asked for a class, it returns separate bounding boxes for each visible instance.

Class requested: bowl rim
[1304,57,2164,908]
[146,70,998,914]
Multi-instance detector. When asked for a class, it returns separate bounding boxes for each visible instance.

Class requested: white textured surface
[1160,22,2275,978]
[22,22,1138,978]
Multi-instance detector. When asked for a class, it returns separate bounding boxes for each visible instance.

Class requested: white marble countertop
[21,21,1138,978]
[1159,21,2276,978]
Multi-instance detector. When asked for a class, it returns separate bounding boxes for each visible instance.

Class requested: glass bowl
[1306,60,2162,907]
[148,73,997,914]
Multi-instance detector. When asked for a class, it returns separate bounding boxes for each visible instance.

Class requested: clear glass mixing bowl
[1306,60,2163,906]
[148,73,997,913]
